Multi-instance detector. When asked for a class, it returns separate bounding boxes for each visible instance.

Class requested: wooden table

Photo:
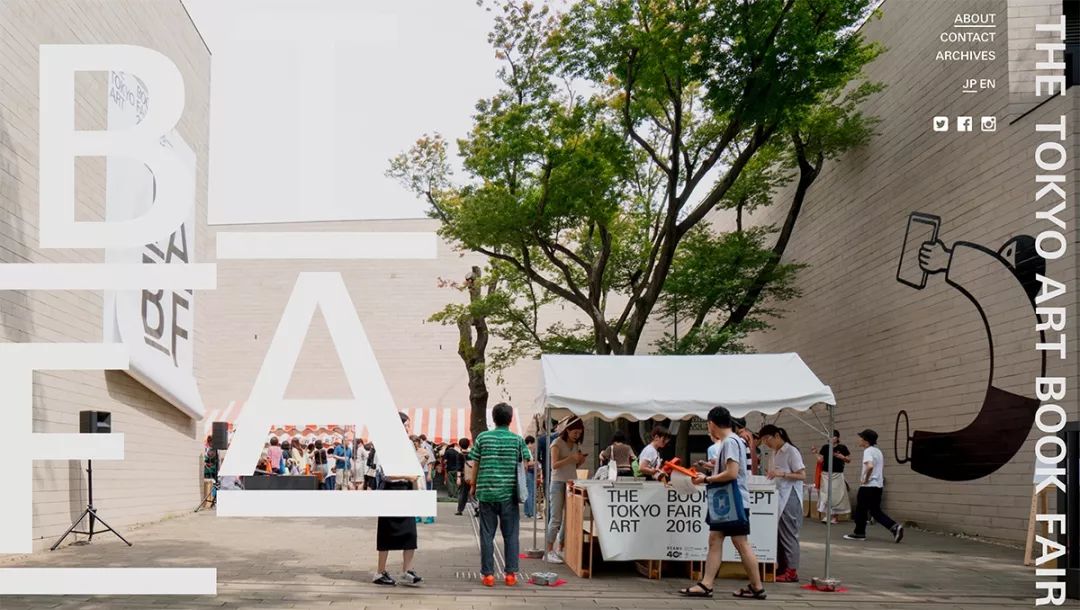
[561,481,775,582]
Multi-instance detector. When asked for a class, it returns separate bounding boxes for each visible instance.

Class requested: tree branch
[711,131,821,353]
[623,50,673,176]
[677,122,777,237]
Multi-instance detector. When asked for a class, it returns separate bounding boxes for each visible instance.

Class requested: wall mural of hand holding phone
[894,212,1046,482]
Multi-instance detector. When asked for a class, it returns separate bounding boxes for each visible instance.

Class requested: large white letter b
[39,44,188,249]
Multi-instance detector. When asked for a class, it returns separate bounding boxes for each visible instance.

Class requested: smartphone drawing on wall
[896,212,941,289]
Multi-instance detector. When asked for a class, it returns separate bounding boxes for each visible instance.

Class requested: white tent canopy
[533,352,843,584]
[536,353,836,421]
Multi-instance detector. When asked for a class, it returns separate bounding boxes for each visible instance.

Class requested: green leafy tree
[392,0,883,372]
[429,262,592,438]
[658,80,883,355]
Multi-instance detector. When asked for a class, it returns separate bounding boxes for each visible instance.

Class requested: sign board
[582,480,777,563]
[722,479,778,563]
[103,71,205,420]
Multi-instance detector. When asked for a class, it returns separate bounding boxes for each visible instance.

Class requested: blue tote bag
[706,480,747,526]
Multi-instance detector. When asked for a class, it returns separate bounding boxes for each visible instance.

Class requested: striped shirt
[469,427,531,503]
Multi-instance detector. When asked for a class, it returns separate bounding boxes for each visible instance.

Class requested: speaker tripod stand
[194,478,219,512]
[50,460,132,551]
[195,448,225,512]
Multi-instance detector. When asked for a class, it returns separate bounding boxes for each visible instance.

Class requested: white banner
[723,479,778,564]
[103,71,205,420]
[582,480,777,563]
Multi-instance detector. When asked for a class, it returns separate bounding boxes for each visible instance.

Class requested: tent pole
[824,403,835,580]
[525,410,547,558]
[534,413,544,551]
[544,405,551,552]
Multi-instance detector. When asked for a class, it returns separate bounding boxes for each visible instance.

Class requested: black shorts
[376,479,418,551]
[376,516,418,551]
[710,508,751,536]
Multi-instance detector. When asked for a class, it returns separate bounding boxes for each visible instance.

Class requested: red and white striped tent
[400,407,524,444]
[204,401,524,445]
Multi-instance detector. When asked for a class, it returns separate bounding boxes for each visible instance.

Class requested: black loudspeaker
[241,475,317,491]
[79,411,111,434]
[211,422,230,450]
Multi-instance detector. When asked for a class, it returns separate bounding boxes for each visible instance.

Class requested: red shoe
[481,575,495,587]
[775,569,799,583]
[504,573,517,586]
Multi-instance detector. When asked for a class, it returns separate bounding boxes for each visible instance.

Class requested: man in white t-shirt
[844,429,903,543]
[637,425,672,481]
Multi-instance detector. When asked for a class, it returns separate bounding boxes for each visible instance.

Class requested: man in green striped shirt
[468,402,531,586]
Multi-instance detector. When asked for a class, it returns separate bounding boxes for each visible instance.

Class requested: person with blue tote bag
[679,405,766,600]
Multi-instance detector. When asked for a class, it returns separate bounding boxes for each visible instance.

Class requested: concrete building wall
[723,0,1077,542]
[197,218,552,430]
[0,0,211,550]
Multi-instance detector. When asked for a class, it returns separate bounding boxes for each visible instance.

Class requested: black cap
[732,416,747,430]
[857,429,878,445]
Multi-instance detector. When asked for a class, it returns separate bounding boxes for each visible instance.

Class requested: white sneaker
[544,551,563,564]
[398,570,422,586]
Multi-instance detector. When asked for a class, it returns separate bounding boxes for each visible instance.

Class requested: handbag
[706,480,747,526]
[516,441,529,504]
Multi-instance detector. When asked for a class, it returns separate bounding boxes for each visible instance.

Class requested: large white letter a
[218,272,433,517]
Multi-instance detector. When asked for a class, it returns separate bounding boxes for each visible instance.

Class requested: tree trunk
[674,421,691,465]
[457,266,491,440]
[711,144,821,353]
[467,363,489,440]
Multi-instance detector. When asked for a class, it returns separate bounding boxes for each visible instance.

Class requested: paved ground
[0,499,1035,609]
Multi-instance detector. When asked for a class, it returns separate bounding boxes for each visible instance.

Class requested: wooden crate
[716,560,776,583]
[564,485,595,578]
[635,559,662,579]
[635,559,711,581]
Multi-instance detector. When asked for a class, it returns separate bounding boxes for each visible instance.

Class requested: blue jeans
[479,499,520,576]
[525,469,536,518]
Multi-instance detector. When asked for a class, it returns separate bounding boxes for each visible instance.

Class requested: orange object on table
[661,458,701,479]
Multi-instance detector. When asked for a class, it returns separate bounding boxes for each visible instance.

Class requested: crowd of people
[200,407,904,598]
[203,429,488,500]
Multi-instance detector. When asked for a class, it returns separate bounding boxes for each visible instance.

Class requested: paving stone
[0,502,1035,608]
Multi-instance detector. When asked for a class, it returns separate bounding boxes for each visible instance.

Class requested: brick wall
[1008,0,1063,113]
[197,218,551,426]
[0,0,211,550]
[716,0,1078,542]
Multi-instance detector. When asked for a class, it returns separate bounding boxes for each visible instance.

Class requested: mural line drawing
[894,212,1046,482]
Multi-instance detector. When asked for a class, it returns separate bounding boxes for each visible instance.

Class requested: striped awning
[203,400,247,436]
[403,407,523,445]
[204,402,522,445]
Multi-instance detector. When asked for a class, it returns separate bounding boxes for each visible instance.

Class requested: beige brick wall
[1008,0,1064,113]
[716,0,1078,542]
[198,218,551,426]
[0,0,211,550]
